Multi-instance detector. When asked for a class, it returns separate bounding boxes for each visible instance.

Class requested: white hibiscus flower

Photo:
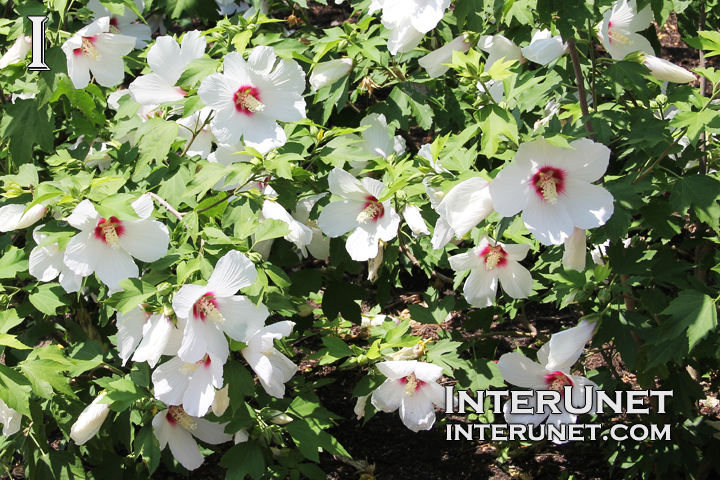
[63,194,170,291]
[152,406,232,471]
[29,226,84,293]
[497,320,598,444]
[291,194,331,259]
[116,306,182,367]
[152,353,224,417]
[128,30,206,106]
[172,250,269,364]
[241,321,297,398]
[317,168,401,262]
[521,29,568,65]
[373,0,452,55]
[488,138,614,246]
[597,0,654,60]
[347,113,406,175]
[61,17,136,89]
[198,46,306,151]
[430,177,494,250]
[371,360,446,432]
[87,0,152,49]
[449,237,533,307]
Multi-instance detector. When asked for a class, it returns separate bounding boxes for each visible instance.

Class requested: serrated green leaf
[670,175,720,232]
[29,283,67,316]
[108,278,157,315]
[0,98,55,162]
[220,441,266,480]
[20,359,74,399]
[0,246,28,279]
[253,218,291,244]
[657,290,717,351]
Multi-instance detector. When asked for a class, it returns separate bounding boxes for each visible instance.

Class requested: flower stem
[148,192,185,221]
[567,37,595,140]
[180,111,214,157]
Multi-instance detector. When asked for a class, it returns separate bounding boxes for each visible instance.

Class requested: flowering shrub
[0,0,719,478]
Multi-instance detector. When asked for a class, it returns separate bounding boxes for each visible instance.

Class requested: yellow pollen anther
[356,203,382,224]
[305,219,319,229]
[484,246,504,270]
[169,406,197,430]
[237,91,265,113]
[537,172,559,204]
[199,299,225,325]
[179,359,202,375]
[608,30,632,47]
[103,224,120,249]
[108,25,121,34]
[404,374,418,397]
[82,38,101,61]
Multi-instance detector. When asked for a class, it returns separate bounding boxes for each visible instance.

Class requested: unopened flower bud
[70,393,111,445]
[309,58,353,91]
[212,385,230,416]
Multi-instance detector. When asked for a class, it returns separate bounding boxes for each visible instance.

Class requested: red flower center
[531,166,565,204]
[193,293,225,324]
[234,85,264,115]
[480,244,507,270]
[94,216,124,247]
[356,196,384,224]
[544,371,574,395]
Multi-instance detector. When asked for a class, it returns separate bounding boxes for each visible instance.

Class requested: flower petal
[561,179,614,230]
[496,352,549,389]
[207,250,258,297]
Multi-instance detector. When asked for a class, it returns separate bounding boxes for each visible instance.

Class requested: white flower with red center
[241,321,297,398]
[29,226,83,293]
[61,17,136,89]
[488,138,614,246]
[597,0,654,60]
[152,353,224,417]
[172,250,269,365]
[116,306,183,367]
[497,321,598,443]
[449,237,532,308]
[198,46,306,151]
[152,405,232,471]
[0,203,46,232]
[87,0,152,49]
[128,30,206,107]
[63,194,169,291]
[317,168,400,262]
[370,360,446,432]
[431,177,494,250]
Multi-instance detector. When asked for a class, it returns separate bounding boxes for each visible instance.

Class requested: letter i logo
[27,16,50,71]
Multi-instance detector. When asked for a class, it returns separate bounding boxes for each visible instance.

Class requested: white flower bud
[401,204,430,237]
[521,29,568,66]
[418,35,471,78]
[0,204,47,232]
[70,394,111,445]
[0,399,21,436]
[562,228,587,272]
[309,58,354,91]
[0,36,32,69]
[644,55,696,84]
[212,384,230,417]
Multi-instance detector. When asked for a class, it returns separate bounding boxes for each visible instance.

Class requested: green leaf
[670,175,720,232]
[0,364,32,415]
[29,283,67,316]
[0,246,28,279]
[318,336,353,364]
[322,281,367,323]
[454,359,505,391]
[0,333,30,350]
[108,279,157,315]
[95,193,141,221]
[0,309,23,334]
[477,105,518,157]
[670,109,720,146]
[20,359,74,399]
[101,378,148,412]
[426,339,466,375]
[177,56,221,88]
[253,218,291,244]
[220,441,266,480]
[0,98,55,162]
[135,118,179,173]
[285,419,349,462]
[225,360,256,409]
[657,290,717,351]
[134,424,161,475]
